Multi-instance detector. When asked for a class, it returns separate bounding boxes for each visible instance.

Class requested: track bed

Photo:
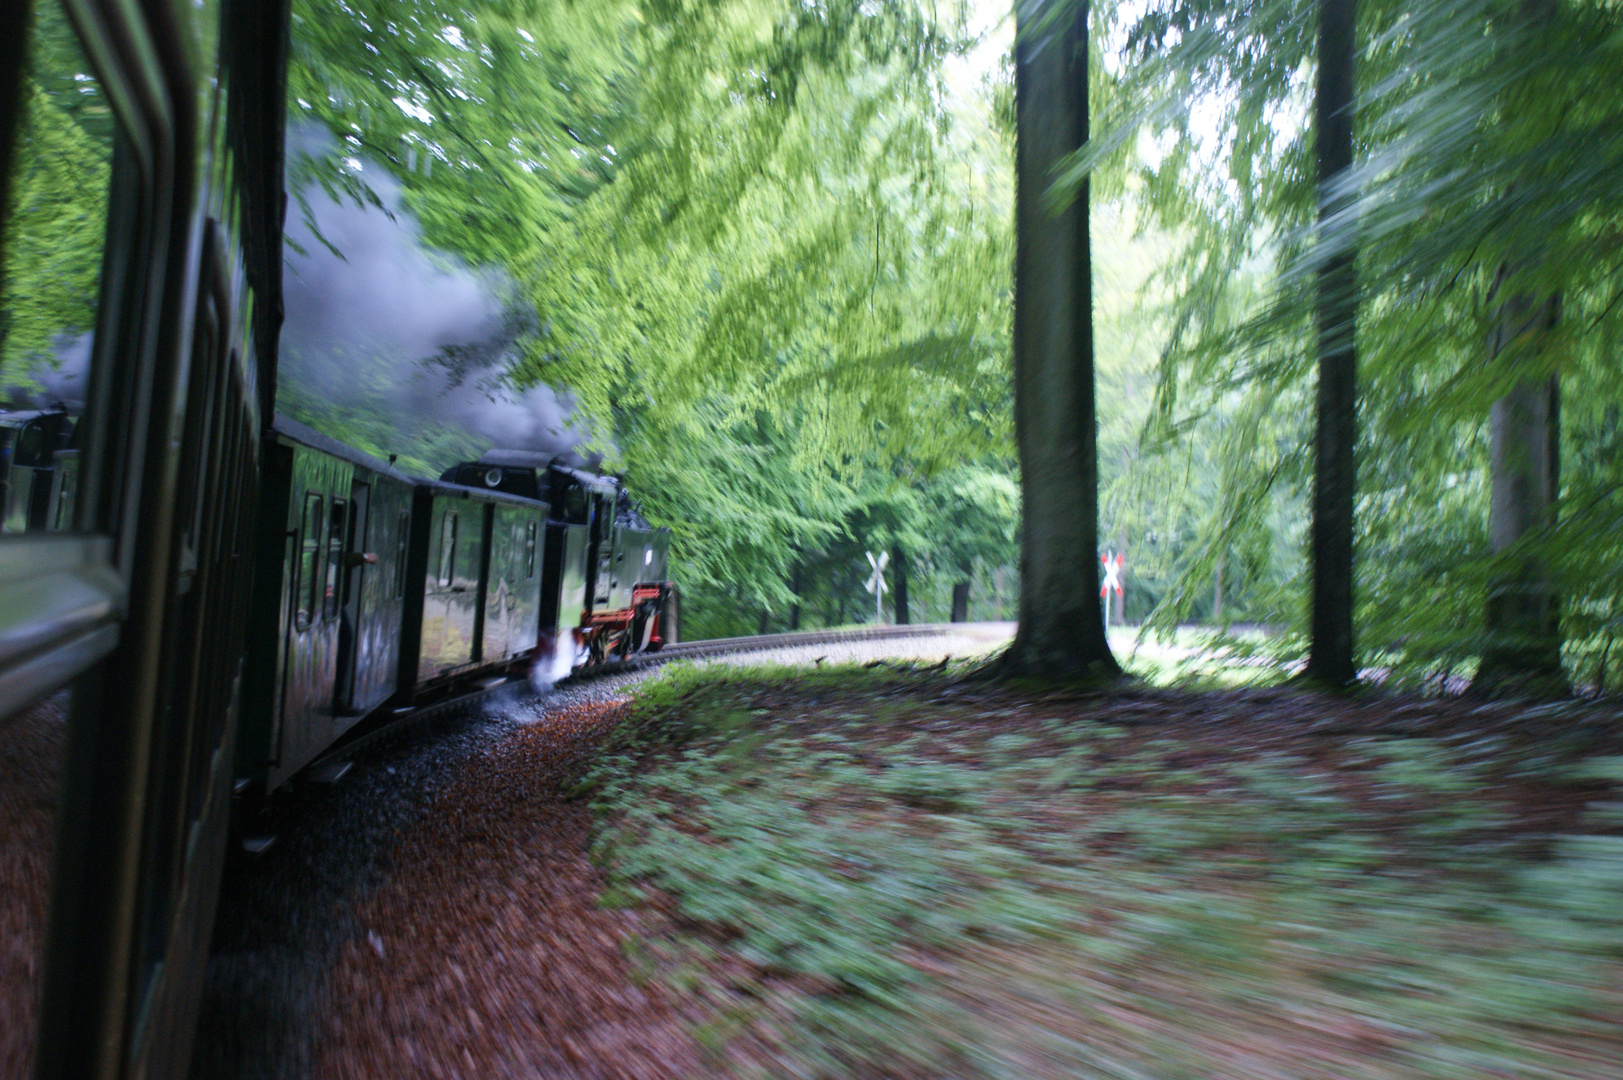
[193,629,1002,1078]
[296,668,1622,1080]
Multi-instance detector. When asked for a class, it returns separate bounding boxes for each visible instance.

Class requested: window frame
[394,509,409,598]
[438,510,457,588]
[324,497,346,621]
[295,492,322,631]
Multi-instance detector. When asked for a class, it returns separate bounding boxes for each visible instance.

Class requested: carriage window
[325,498,346,620]
[525,520,537,580]
[296,493,322,630]
[1,3,114,536]
[395,509,409,597]
[438,511,457,587]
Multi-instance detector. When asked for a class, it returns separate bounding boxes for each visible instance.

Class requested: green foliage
[0,6,112,383]
[287,0,635,262]
[285,0,1017,630]
[587,667,1623,1077]
[1075,0,1623,684]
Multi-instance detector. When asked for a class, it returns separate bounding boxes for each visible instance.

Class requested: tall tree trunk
[999,0,1120,680]
[1213,556,1224,623]
[951,575,970,622]
[758,607,770,636]
[892,544,910,625]
[1475,283,1565,694]
[1304,0,1360,688]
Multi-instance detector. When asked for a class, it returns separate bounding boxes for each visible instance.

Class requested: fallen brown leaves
[315,700,700,1080]
[0,694,66,1079]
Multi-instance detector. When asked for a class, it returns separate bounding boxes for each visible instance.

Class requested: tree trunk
[891,544,909,625]
[758,607,770,636]
[1475,284,1565,694]
[1213,556,1224,623]
[951,577,970,622]
[1303,0,1360,688]
[999,0,1119,680]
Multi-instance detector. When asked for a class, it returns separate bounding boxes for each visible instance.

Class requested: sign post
[1100,551,1124,625]
[866,550,889,624]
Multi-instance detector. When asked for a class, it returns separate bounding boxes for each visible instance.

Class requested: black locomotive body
[442,450,676,669]
[0,2,677,1076]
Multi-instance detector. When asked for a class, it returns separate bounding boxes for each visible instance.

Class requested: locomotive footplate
[573,584,669,664]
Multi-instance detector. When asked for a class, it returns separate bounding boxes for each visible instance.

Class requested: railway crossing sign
[866,550,889,623]
[1100,552,1124,598]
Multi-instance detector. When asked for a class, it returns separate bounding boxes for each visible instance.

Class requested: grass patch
[585,663,1623,1079]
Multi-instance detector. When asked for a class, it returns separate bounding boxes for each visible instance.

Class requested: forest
[7,0,1619,689]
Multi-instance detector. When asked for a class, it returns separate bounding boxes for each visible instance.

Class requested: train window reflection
[0,3,114,537]
[560,485,588,524]
[0,5,113,1068]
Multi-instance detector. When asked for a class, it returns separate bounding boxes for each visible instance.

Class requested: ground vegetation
[566,663,1623,1077]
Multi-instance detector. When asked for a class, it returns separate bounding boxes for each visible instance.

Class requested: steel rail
[300,624,973,774]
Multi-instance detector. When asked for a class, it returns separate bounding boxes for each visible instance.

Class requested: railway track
[304,623,1006,774]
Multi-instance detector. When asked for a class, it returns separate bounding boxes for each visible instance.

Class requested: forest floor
[314,663,1623,1080]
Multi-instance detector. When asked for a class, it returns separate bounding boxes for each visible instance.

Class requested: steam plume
[280,126,588,468]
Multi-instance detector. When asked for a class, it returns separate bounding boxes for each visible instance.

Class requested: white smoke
[528,636,583,692]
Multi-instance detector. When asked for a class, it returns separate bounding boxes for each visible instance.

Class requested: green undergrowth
[582,663,1623,1079]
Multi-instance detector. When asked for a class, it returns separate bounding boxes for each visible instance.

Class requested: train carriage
[0,408,74,533]
[0,0,290,1075]
[238,417,417,793]
[406,477,548,687]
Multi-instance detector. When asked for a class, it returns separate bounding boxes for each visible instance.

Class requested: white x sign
[1100,551,1124,597]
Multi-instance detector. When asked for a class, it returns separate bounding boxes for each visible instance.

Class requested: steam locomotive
[0,2,671,1076]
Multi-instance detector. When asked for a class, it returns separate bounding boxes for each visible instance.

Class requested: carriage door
[334,481,371,715]
[592,495,614,608]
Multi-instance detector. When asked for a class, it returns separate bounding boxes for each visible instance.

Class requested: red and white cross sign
[1100,552,1124,598]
